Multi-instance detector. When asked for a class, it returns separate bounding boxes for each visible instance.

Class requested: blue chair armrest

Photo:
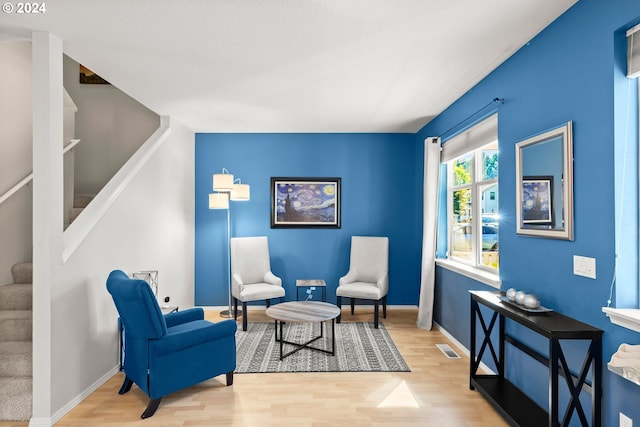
[153,319,237,355]
[164,308,204,327]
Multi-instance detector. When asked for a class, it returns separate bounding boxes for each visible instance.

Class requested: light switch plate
[573,255,596,279]
[620,412,632,427]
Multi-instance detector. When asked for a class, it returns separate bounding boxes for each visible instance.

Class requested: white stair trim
[62,116,171,262]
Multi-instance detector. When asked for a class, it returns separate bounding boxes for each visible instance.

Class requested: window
[447,142,499,270]
[603,24,640,329]
[441,114,499,273]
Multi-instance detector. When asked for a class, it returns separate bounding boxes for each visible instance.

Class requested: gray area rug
[235,322,410,373]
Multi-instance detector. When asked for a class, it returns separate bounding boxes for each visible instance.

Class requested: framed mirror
[515,121,573,240]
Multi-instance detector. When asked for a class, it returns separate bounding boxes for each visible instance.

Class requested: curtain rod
[440,97,504,140]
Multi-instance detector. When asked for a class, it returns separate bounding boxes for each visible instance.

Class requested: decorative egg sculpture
[515,291,526,305]
[524,294,540,310]
[506,288,517,302]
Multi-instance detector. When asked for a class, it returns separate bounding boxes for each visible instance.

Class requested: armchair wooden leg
[233,298,239,321]
[374,300,379,329]
[382,296,387,319]
[141,398,161,419]
[350,298,355,315]
[226,371,234,386]
[118,376,133,395]
[337,296,342,323]
[242,301,248,331]
[266,299,271,309]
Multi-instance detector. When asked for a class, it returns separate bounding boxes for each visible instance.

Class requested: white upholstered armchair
[230,236,285,331]
[336,236,389,329]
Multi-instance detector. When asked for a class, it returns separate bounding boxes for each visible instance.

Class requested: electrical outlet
[621,412,632,427]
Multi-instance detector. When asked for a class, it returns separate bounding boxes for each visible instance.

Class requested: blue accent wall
[194,133,422,307]
[418,1,640,425]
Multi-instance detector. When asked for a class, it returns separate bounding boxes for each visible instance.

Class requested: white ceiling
[0,0,577,133]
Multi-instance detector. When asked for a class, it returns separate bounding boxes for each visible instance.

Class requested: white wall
[62,55,160,196]
[6,34,195,425]
[0,41,33,285]
[49,117,194,417]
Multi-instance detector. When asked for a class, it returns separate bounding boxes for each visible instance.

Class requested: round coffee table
[265,301,341,360]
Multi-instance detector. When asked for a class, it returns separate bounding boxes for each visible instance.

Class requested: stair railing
[0,139,81,206]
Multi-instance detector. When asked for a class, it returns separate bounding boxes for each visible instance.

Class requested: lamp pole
[211,170,249,318]
[220,206,242,318]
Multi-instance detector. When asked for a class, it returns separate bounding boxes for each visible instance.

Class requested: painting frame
[515,121,573,240]
[521,175,554,226]
[79,64,110,85]
[270,177,341,228]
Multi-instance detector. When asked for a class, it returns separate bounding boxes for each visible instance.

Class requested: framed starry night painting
[270,177,341,228]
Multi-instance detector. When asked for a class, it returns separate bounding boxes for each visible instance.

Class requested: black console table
[469,291,602,427]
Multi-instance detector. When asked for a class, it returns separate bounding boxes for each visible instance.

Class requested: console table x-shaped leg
[469,291,602,427]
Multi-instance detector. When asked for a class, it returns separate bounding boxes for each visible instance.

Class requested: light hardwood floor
[1,308,508,427]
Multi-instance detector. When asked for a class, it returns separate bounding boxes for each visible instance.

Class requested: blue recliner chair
[106,270,237,418]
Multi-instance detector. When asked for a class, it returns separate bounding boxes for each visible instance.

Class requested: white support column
[31,31,63,427]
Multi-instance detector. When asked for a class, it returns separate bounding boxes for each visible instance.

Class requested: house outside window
[441,114,499,274]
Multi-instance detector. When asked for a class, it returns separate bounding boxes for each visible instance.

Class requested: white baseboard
[36,365,120,426]
[433,321,495,375]
[28,417,51,427]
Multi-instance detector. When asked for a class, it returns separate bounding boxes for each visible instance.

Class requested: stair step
[0,341,31,377]
[0,311,31,341]
[69,207,84,223]
[0,377,32,421]
[73,194,94,208]
[0,284,32,310]
[11,263,32,285]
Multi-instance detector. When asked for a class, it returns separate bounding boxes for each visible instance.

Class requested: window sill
[435,258,501,289]
[602,307,640,333]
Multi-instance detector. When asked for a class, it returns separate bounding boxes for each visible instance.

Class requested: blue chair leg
[118,376,133,394]
[141,398,161,419]
[226,371,234,386]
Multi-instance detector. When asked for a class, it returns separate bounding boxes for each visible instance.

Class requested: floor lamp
[209,169,250,318]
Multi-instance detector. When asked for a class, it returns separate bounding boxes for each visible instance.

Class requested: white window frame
[436,114,500,288]
[446,143,498,271]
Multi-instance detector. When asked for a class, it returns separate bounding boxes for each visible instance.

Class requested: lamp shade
[230,183,250,201]
[209,193,229,209]
[213,173,234,192]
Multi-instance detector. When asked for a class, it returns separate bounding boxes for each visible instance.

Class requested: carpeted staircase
[0,262,32,421]
[68,193,94,225]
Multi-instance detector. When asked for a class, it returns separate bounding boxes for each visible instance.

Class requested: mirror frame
[515,121,574,240]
